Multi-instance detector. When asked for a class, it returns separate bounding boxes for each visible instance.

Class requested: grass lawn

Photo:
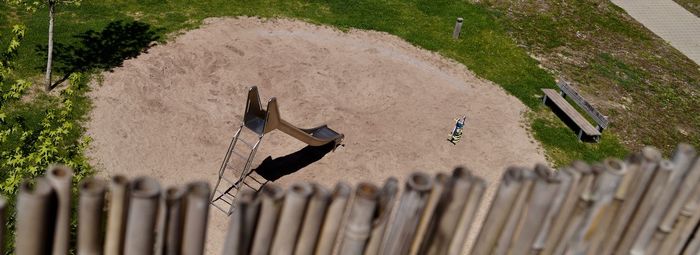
[1,0,633,167]
[674,0,700,17]
[483,0,700,157]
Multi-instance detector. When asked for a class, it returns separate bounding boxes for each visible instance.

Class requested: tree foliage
[5,0,81,12]
[1,23,92,252]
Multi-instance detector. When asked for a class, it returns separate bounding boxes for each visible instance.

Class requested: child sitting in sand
[449,115,466,144]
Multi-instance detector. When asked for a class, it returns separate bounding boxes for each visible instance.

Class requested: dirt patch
[86,17,546,254]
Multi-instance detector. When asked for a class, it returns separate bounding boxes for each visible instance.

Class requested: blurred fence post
[294,184,330,255]
[382,172,433,255]
[223,190,258,255]
[251,184,285,255]
[162,186,187,255]
[16,178,57,255]
[182,182,211,255]
[105,175,129,255]
[78,178,107,255]
[124,177,161,255]
[46,165,73,255]
[0,197,5,254]
[365,178,399,255]
[315,182,352,255]
[270,182,312,255]
[471,167,528,254]
[339,182,379,255]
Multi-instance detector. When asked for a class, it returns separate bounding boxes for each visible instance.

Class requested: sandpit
[86,17,547,254]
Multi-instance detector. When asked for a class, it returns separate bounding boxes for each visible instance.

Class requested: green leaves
[0,21,91,199]
[4,0,81,12]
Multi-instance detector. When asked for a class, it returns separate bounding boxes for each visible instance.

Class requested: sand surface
[86,17,547,254]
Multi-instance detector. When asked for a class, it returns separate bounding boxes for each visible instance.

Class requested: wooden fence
[2,143,700,255]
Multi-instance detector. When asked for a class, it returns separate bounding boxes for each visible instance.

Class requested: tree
[6,0,81,91]
[1,23,93,252]
[35,20,161,86]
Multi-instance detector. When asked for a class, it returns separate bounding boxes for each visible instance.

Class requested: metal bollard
[453,17,464,39]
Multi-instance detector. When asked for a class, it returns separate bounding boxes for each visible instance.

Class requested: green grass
[1,0,634,166]
[674,0,700,17]
[484,0,700,155]
[531,112,627,166]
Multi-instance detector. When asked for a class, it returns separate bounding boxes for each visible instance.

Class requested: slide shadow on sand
[253,142,336,182]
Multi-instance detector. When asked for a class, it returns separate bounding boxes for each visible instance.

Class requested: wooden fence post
[315,182,352,255]
[382,172,434,255]
[162,186,187,255]
[448,176,486,255]
[250,184,285,255]
[222,190,258,255]
[124,177,161,255]
[295,184,331,255]
[46,165,73,255]
[471,167,528,254]
[270,183,312,255]
[105,175,129,255]
[16,178,57,255]
[339,182,379,255]
[181,182,211,255]
[365,178,399,255]
[78,178,106,255]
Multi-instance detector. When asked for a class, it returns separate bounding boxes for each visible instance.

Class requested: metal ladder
[211,125,268,215]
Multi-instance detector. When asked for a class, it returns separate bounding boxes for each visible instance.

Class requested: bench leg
[577,129,584,141]
[542,95,548,104]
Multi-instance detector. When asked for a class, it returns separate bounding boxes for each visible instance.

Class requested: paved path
[611,0,700,65]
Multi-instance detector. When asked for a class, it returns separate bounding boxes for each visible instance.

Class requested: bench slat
[542,89,601,136]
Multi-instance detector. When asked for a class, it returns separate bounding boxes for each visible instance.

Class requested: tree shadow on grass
[253,142,336,182]
[36,20,161,89]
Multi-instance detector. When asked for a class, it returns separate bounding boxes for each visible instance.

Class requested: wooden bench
[542,80,608,142]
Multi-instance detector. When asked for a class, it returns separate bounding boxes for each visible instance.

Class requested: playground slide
[244,86,344,147]
[265,97,344,146]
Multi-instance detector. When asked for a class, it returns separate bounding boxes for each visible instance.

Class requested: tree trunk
[45,0,55,91]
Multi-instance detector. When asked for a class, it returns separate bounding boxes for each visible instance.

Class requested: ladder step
[219,197,233,205]
[243,181,263,191]
[248,175,264,185]
[214,190,236,201]
[238,139,255,149]
[230,150,249,161]
[221,176,239,186]
[212,195,233,205]
[243,179,262,189]
[211,202,231,214]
